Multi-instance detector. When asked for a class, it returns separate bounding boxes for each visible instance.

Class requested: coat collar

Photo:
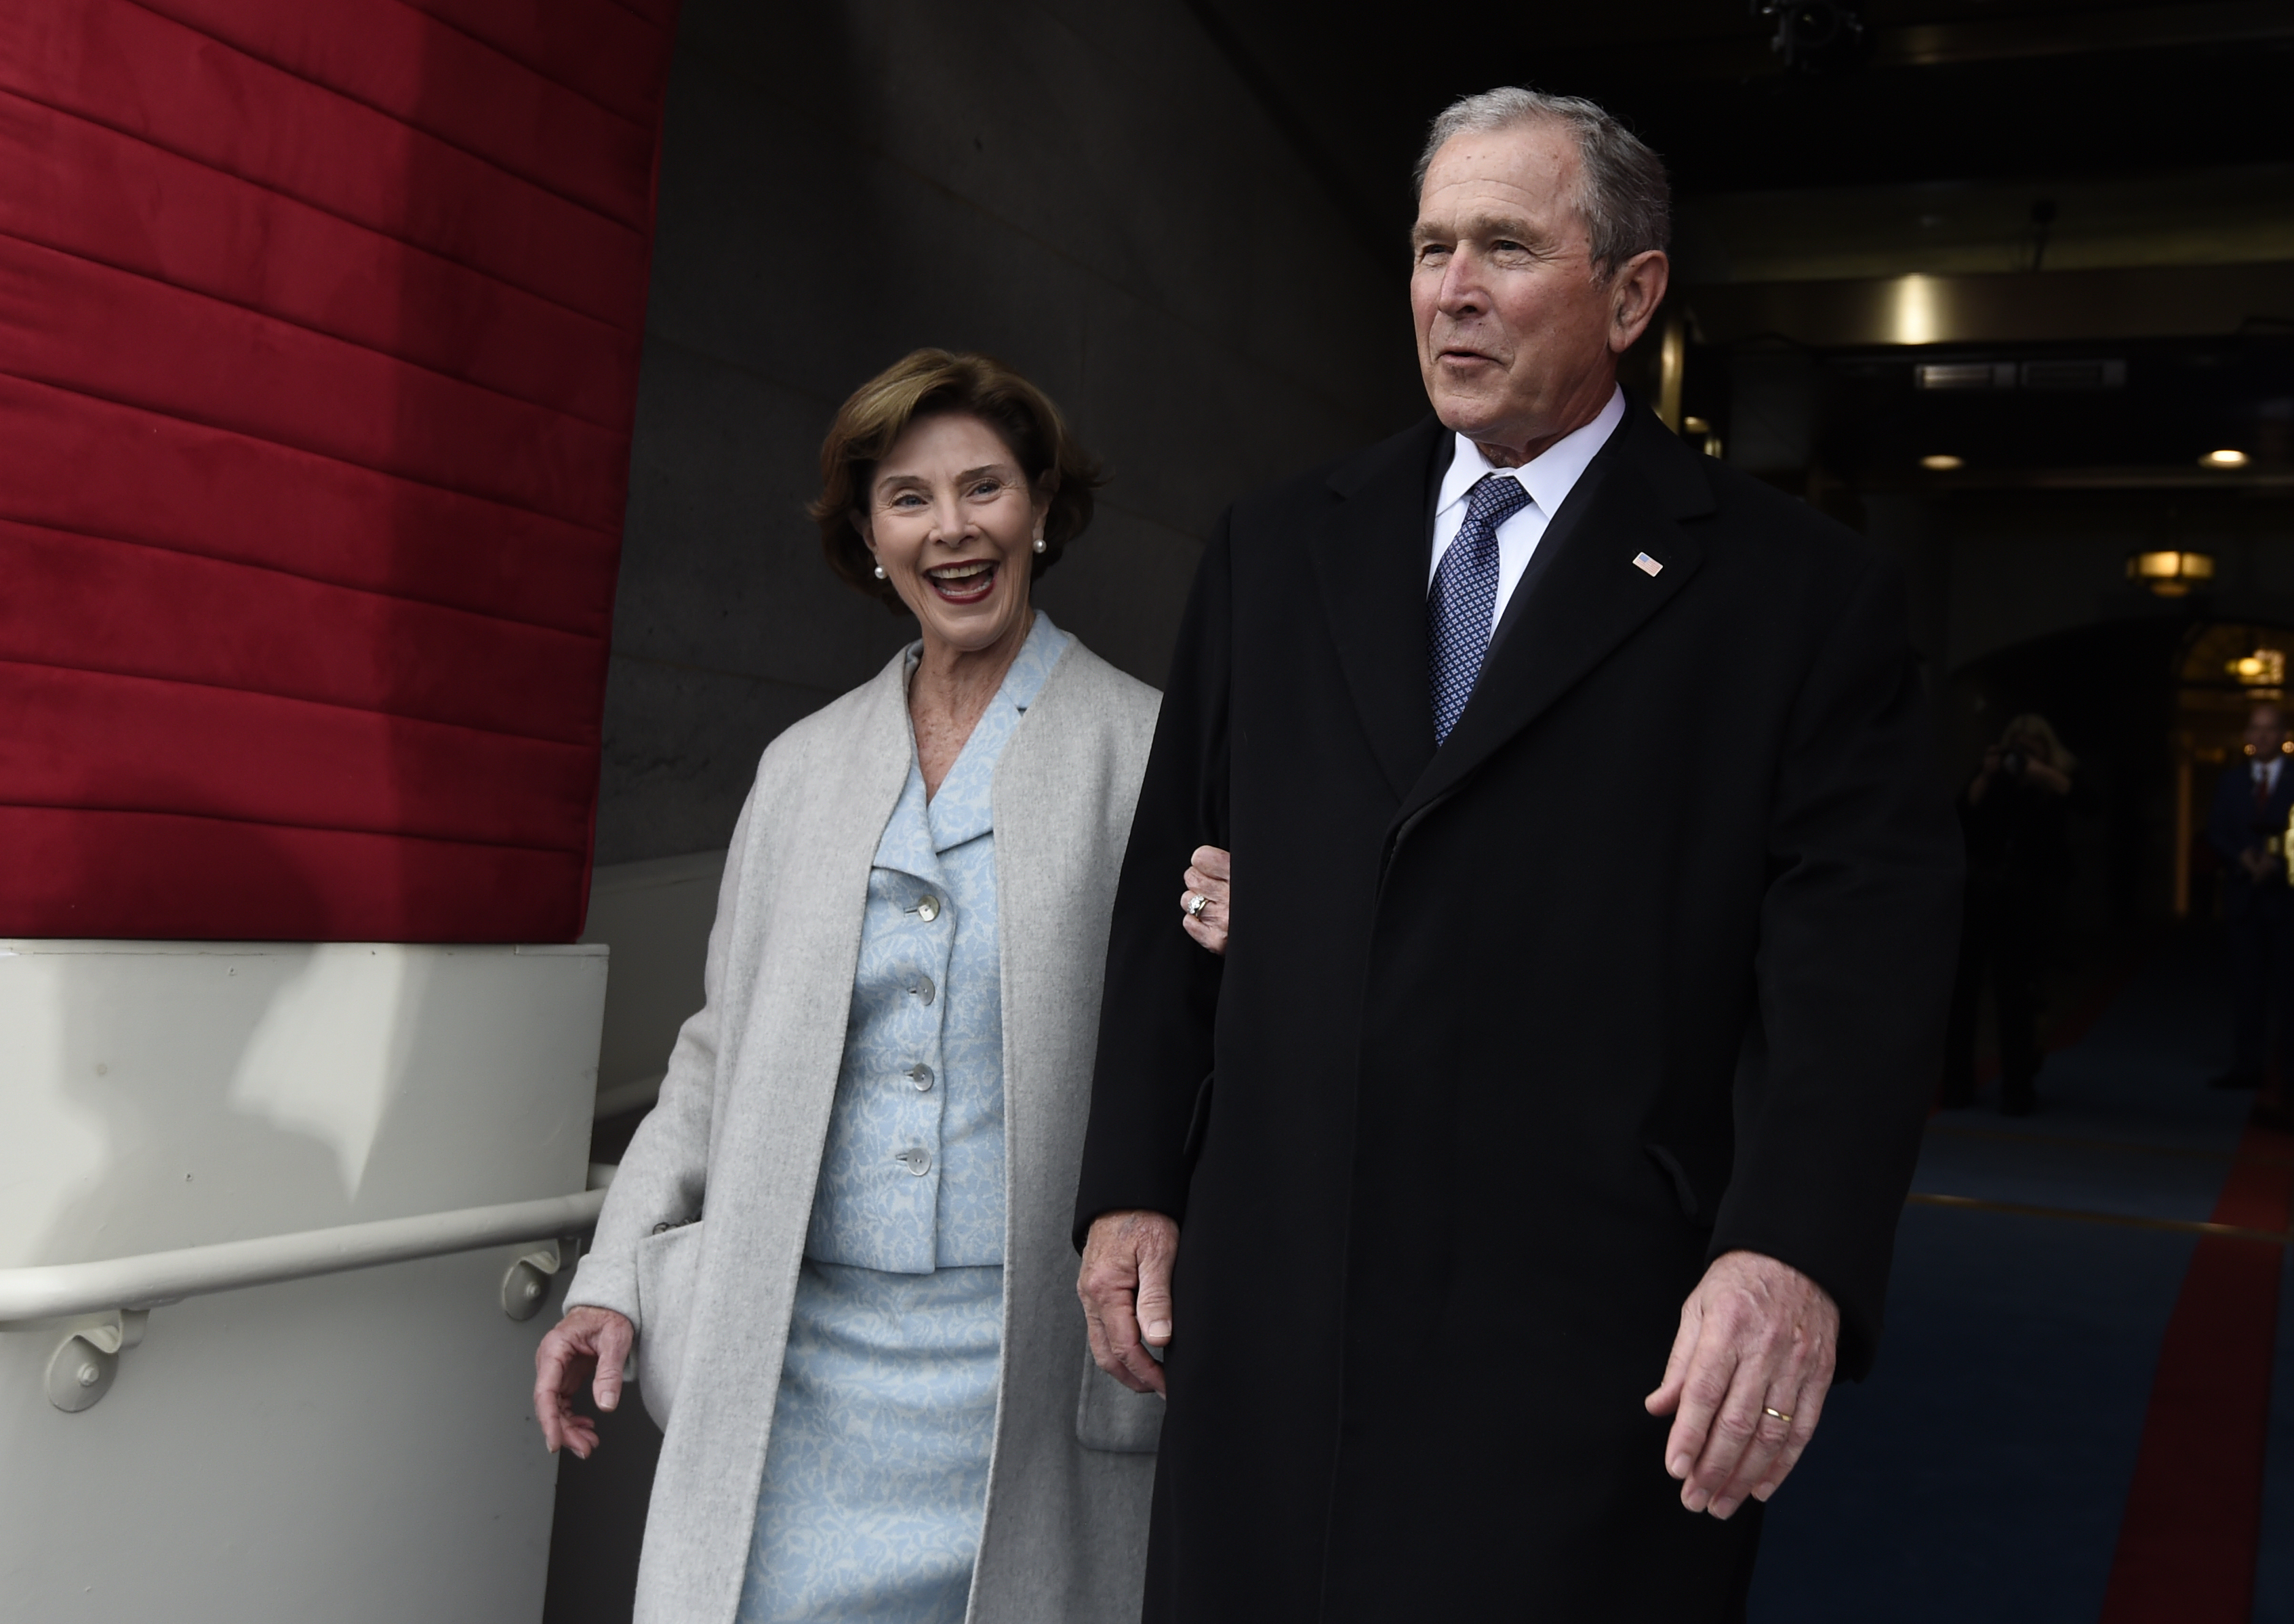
[1307,397,1716,822]
[1308,415,1451,800]
[837,645,933,873]
[1394,397,1716,824]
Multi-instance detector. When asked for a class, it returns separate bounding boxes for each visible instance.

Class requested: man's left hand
[1644,1249,1838,1520]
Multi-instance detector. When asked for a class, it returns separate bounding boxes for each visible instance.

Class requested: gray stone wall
[592,0,1424,866]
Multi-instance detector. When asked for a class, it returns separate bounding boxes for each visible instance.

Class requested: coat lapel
[1308,418,1449,801]
[1396,403,1717,825]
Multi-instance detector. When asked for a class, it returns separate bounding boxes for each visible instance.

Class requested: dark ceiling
[1186,1,2294,491]
[1190,0,2294,243]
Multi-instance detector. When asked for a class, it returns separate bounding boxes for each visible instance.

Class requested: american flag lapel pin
[1632,552,1663,576]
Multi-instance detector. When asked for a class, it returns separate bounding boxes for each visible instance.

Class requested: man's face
[1410,122,1666,462]
[2247,707,2286,758]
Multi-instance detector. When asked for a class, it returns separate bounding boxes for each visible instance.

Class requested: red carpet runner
[2098,1118,2294,1622]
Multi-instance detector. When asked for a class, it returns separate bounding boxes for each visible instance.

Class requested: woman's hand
[1180,845,1232,955]
[534,1305,635,1458]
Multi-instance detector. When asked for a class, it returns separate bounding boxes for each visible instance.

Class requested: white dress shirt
[1428,385,1627,635]
[2257,757,2282,794]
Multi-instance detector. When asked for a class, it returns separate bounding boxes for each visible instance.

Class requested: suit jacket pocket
[634,1220,704,1432]
[1074,1339,1164,1453]
[1644,1142,1731,1230]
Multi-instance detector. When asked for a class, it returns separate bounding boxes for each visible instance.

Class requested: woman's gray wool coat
[565,636,1165,1624]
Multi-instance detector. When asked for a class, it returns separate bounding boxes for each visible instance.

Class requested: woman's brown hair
[811,349,1104,611]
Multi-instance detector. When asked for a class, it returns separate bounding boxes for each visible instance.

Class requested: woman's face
[858,411,1049,658]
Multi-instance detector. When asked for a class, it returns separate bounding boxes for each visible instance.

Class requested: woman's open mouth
[924,559,1000,604]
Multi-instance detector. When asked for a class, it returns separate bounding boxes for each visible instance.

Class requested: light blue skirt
[736,1259,1004,1623]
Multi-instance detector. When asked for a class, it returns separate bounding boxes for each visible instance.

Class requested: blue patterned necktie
[1428,473,1533,744]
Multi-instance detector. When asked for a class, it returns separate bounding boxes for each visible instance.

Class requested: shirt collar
[1436,385,1628,523]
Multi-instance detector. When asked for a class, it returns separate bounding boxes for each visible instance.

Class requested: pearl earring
[1032,536,1047,554]
[872,563,887,580]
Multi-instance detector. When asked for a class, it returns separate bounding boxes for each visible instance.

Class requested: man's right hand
[534,1305,635,1457]
[1078,1209,1180,1397]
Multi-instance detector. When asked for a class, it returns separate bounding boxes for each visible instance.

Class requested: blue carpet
[1750,932,2288,1622]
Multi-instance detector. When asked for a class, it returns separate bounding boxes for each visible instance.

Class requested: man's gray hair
[1413,87,1670,278]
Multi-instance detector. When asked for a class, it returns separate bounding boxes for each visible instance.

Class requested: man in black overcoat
[1072,87,1962,1620]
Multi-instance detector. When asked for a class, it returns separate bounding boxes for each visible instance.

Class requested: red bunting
[0,0,679,940]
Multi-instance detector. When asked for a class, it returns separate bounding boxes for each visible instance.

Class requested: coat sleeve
[561,788,757,1328]
[1708,551,1964,1379]
[1070,515,1234,1247]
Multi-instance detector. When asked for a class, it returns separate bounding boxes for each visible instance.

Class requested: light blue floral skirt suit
[566,614,1166,1624]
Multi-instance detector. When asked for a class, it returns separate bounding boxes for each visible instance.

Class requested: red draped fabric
[0,0,679,940]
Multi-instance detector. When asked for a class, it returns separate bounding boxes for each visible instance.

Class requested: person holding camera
[2206,702,2294,1111]
[1941,714,2077,1115]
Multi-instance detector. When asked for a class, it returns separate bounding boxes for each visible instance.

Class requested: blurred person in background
[2206,701,2294,1126]
[1941,714,2076,1116]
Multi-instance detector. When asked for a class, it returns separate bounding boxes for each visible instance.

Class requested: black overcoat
[1074,400,1963,1621]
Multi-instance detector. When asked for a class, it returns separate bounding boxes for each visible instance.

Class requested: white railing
[594,1070,664,1120]
[2,1165,617,1411]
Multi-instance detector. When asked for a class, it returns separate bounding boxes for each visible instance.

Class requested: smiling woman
[813,351,1108,794]
[813,348,1100,611]
[538,346,1160,1624]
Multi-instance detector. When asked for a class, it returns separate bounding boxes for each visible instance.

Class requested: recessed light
[1920,453,1965,471]
[2203,449,2250,468]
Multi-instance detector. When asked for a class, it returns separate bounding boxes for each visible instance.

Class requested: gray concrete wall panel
[593,0,1421,868]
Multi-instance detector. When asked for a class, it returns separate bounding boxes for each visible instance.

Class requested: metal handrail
[594,1070,664,1120]
[0,1180,611,1329]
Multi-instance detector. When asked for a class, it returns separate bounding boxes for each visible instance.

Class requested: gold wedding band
[1184,891,1210,918]
[1763,1406,1793,1423]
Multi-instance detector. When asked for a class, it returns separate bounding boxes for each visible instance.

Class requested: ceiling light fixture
[1920,453,1965,471]
[2202,449,2251,468]
[2126,550,2215,598]
[1889,275,1943,346]
[2231,650,2287,686]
